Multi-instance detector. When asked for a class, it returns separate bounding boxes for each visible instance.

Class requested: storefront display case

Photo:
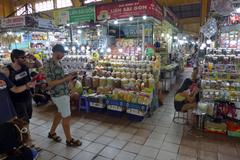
[198,49,240,136]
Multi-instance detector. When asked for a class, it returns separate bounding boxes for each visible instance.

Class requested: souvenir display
[199,50,240,136]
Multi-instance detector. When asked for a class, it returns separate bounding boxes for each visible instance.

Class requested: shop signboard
[37,18,54,29]
[153,1,163,20]
[96,0,163,21]
[1,16,25,28]
[68,6,95,24]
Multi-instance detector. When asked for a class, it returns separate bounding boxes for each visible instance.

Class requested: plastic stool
[78,96,90,112]
[173,111,188,125]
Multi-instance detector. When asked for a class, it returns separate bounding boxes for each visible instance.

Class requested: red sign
[96,0,163,21]
[153,1,163,20]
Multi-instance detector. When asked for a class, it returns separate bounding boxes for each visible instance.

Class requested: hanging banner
[53,9,69,26]
[37,18,54,29]
[54,6,95,25]
[1,16,25,28]
[96,0,163,21]
[68,6,95,23]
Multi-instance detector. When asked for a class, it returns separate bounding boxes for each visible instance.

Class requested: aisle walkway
[31,68,240,160]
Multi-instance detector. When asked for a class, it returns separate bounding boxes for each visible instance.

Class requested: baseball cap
[52,44,67,54]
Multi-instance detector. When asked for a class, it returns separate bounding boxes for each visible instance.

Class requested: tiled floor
[31,68,240,160]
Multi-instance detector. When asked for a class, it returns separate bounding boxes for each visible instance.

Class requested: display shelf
[202,89,240,94]
[199,51,240,134]
[201,78,240,82]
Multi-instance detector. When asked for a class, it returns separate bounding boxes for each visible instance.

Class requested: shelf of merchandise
[199,53,240,136]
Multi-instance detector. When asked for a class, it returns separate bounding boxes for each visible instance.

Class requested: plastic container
[99,77,107,87]
[92,76,100,89]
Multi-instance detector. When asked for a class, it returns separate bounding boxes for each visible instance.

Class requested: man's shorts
[52,95,71,118]
[13,98,32,123]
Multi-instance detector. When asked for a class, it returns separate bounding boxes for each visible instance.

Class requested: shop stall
[197,15,240,136]
[63,0,164,120]
[198,50,240,136]
[0,15,57,61]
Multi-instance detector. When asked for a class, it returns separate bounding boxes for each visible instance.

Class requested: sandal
[66,138,82,147]
[48,132,62,142]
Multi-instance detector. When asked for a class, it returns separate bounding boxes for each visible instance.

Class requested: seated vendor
[33,80,51,105]
[174,67,199,112]
[68,78,83,109]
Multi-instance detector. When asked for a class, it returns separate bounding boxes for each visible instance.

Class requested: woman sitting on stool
[174,68,199,113]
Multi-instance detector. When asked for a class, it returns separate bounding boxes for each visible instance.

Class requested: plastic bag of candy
[200,18,218,38]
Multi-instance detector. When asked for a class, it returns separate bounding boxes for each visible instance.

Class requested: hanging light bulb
[107,48,111,53]
[206,39,212,44]
[143,15,147,20]
[77,30,82,34]
[200,45,205,50]
[81,46,85,51]
[161,33,164,37]
[72,46,76,51]
[201,43,207,49]
[137,47,141,52]
[114,20,118,25]
[97,30,101,36]
[64,46,69,51]
[100,48,104,53]
[129,17,133,21]
[166,34,170,38]
[178,40,184,45]
[118,48,123,53]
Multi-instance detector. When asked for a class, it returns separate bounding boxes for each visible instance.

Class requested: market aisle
[31,68,238,160]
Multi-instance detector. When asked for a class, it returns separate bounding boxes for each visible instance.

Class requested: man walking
[44,44,81,147]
